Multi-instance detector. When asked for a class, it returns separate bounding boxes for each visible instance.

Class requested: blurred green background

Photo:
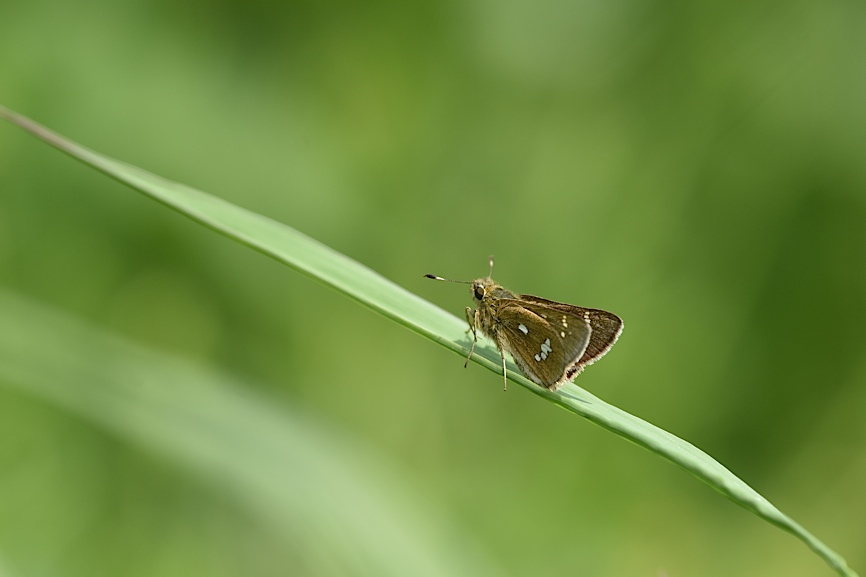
[1,0,865,575]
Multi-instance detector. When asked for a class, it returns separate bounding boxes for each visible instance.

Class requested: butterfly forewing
[496,300,592,389]
[519,294,623,368]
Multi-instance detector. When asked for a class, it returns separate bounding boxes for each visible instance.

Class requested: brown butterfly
[426,257,622,391]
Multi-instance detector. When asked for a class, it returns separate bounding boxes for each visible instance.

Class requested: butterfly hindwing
[495,300,592,389]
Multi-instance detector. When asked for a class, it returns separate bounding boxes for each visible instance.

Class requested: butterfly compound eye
[474,285,485,300]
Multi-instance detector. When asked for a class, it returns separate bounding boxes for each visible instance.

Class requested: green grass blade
[0,288,503,577]
[0,105,857,577]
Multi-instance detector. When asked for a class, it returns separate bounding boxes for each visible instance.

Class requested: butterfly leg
[464,307,478,368]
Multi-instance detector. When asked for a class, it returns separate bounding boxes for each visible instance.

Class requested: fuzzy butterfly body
[426,258,622,391]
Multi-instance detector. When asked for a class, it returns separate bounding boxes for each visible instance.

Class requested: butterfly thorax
[471,278,516,338]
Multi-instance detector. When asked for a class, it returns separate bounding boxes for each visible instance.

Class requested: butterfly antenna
[423,274,470,284]
[488,255,494,278]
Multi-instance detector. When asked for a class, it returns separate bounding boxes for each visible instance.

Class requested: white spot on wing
[536,338,552,360]
[518,324,529,334]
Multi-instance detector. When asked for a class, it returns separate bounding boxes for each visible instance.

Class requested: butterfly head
[470,277,496,304]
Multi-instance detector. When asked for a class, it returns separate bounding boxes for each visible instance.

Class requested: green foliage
[0,288,501,577]
[3,3,866,574]
[0,106,857,577]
